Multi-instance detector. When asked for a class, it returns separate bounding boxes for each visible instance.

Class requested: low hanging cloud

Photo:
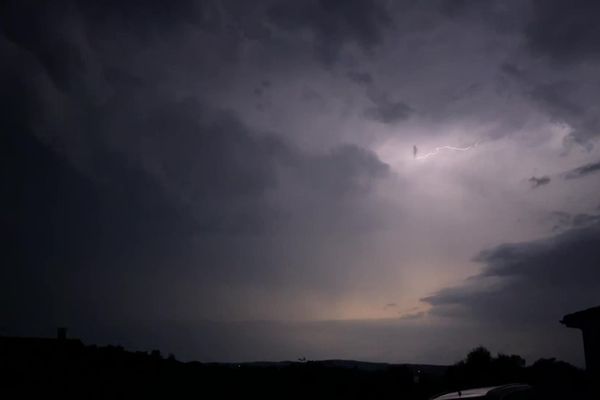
[564,161,600,180]
[549,212,600,232]
[423,221,600,327]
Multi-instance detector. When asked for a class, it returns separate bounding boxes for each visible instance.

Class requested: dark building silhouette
[0,328,84,362]
[561,305,600,376]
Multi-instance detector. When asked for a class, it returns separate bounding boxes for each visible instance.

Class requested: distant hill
[217,359,448,375]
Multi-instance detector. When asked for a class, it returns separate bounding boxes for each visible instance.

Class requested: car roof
[487,384,532,397]
[431,384,532,400]
[433,386,500,399]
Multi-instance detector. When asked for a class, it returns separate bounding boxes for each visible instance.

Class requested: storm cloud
[565,161,600,180]
[266,0,391,65]
[3,0,600,366]
[423,219,600,364]
[525,0,600,64]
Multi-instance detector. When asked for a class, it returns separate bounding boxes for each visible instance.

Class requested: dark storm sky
[2,0,600,365]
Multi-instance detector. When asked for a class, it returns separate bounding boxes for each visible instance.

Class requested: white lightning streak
[416,142,479,160]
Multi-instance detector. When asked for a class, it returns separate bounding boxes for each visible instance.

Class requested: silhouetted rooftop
[561,305,600,329]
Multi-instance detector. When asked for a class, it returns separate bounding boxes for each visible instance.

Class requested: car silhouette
[430,384,533,400]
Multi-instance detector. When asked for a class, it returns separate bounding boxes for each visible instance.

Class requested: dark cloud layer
[424,222,600,328]
[490,0,600,149]
[267,0,391,64]
[1,0,390,337]
[525,0,600,64]
[565,161,600,180]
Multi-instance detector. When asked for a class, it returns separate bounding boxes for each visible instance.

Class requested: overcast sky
[2,0,600,366]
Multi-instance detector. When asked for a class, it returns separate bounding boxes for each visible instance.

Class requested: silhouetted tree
[447,346,497,387]
[491,353,525,382]
[465,346,492,369]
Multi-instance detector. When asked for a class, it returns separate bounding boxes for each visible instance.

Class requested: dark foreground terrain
[0,335,594,399]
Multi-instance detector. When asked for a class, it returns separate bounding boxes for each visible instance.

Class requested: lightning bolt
[415,142,479,160]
